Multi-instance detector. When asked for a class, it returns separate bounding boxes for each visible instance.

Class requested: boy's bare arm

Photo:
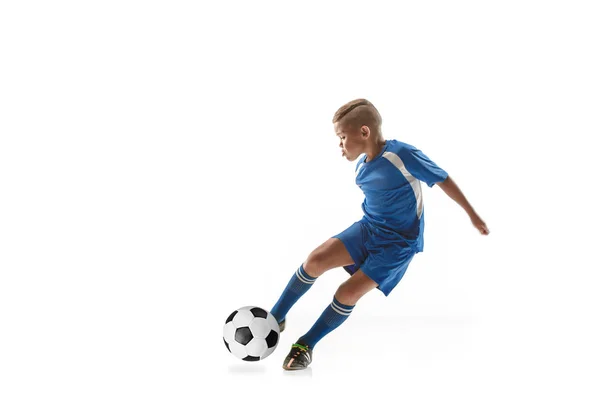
[436,176,490,235]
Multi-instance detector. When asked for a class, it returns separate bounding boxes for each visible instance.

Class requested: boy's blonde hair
[332,99,382,132]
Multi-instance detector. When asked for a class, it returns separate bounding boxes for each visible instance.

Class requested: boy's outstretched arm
[436,175,490,235]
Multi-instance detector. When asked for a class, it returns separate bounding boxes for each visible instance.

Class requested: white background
[1,1,599,399]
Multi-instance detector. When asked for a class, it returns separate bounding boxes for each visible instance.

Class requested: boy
[270,99,489,370]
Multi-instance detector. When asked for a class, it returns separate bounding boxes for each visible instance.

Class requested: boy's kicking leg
[282,269,378,370]
[270,237,354,332]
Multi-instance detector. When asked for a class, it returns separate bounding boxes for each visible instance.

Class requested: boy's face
[334,122,367,161]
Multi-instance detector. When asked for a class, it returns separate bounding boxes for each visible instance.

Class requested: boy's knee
[303,251,326,277]
[334,282,361,306]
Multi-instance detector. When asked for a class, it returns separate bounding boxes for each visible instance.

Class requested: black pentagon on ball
[235,326,253,345]
[243,355,260,362]
[225,310,237,324]
[250,307,268,318]
[266,330,278,348]
[223,338,231,352]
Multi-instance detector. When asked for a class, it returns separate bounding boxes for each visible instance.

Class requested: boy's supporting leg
[298,269,377,348]
[283,270,378,370]
[297,296,355,348]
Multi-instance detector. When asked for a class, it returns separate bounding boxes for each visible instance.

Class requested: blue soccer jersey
[354,139,448,252]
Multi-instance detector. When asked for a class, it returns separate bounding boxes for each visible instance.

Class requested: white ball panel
[228,340,248,359]
[237,306,256,313]
[223,321,236,343]
[232,309,254,328]
[245,338,268,358]
[266,312,280,334]
[249,318,270,339]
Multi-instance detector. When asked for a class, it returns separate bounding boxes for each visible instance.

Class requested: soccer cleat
[278,319,286,333]
[282,343,312,370]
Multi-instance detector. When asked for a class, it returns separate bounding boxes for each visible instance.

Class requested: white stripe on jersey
[355,161,365,177]
[382,152,424,219]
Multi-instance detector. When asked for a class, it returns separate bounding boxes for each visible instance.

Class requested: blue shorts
[332,219,417,296]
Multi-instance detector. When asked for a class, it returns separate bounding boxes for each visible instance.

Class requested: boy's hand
[470,213,489,235]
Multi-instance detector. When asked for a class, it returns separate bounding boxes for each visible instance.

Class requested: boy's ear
[361,125,370,137]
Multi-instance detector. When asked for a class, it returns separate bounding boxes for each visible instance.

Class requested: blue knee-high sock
[298,297,355,348]
[270,265,317,323]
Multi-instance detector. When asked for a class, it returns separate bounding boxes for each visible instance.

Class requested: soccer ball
[223,306,280,361]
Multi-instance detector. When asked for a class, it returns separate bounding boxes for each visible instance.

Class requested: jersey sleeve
[397,146,448,187]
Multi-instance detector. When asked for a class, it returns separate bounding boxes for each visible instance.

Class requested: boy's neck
[365,137,387,162]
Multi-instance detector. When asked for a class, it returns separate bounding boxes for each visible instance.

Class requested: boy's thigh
[303,236,355,276]
[331,221,370,275]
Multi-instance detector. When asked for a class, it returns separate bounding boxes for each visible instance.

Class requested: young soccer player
[270,99,489,370]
